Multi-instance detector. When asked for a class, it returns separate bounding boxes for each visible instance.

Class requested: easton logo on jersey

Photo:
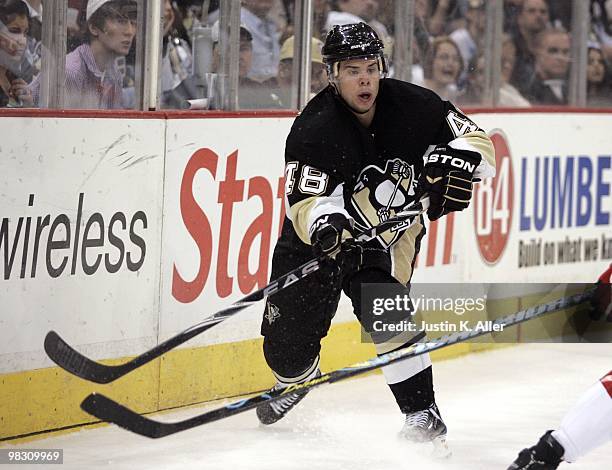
[350,159,416,248]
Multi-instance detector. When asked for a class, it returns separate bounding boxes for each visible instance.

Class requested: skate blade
[398,433,452,460]
[431,435,452,459]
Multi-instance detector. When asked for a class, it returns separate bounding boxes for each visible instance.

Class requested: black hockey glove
[310,213,355,257]
[335,239,363,273]
[415,145,481,221]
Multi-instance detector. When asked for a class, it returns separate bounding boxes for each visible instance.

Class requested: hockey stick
[80,288,594,438]
[44,199,429,384]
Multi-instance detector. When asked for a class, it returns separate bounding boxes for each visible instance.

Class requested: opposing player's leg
[345,265,450,457]
[509,370,612,469]
[257,246,341,425]
[552,370,612,463]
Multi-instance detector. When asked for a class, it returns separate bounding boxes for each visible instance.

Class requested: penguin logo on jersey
[351,159,416,248]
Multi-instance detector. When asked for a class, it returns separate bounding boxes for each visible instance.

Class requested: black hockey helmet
[322,23,388,78]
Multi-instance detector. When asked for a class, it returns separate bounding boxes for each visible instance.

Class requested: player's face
[587,48,605,84]
[537,33,570,80]
[335,57,380,115]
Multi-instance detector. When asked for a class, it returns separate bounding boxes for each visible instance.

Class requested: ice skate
[508,431,564,470]
[256,369,321,425]
[400,403,451,458]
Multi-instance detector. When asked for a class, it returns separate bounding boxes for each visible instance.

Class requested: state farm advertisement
[467,113,612,283]
[159,118,291,346]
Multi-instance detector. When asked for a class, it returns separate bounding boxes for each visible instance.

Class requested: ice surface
[3,343,612,469]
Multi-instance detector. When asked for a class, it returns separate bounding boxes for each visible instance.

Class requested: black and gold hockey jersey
[278,78,495,284]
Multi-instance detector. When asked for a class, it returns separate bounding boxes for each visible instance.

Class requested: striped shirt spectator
[64,42,124,109]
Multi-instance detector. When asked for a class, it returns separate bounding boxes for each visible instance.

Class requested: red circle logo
[473,130,515,264]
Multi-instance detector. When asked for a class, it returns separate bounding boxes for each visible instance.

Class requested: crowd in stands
[0,0,611,110]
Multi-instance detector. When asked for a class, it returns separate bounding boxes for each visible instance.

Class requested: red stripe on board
[0,108,166,119]
[164,110,297,119]
[0,108,297,119]
[601,371,612,398]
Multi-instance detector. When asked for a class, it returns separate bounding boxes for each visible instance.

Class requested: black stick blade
[82,394,175,439]
[44,331,127,384]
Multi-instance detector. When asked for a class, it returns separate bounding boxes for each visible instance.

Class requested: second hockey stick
[44,199,428,384]
[80,288,595,438]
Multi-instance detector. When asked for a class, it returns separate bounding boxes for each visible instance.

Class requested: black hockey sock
[387,366,435,414]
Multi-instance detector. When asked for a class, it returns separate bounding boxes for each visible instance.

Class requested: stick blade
[44,331,124,384]
[81,394,169,439]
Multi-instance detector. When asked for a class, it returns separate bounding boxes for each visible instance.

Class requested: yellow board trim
[0,357,160,440]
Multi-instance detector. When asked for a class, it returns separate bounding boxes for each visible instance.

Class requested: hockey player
[509,263,612,469]
[255,23,495,454]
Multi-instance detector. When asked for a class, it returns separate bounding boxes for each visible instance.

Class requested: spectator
[70,0,136,108]
[524,27,570,105]
[458,53,485,105]
[499,33,531,107]
[272,35,327,106]
[240,0,281,82]
[0,0,33,107]
[587,42,612,107]
[510,0,550,94]
[161,0,193,108]
[325,0,391,48]
[450,0,486,75]
[209,20,277,109]
[30,0,137,109]
[422,36,463,100]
